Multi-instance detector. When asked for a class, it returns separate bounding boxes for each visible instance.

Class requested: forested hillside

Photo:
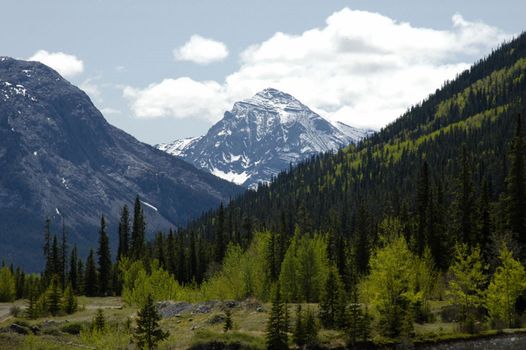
[183,32,526,270]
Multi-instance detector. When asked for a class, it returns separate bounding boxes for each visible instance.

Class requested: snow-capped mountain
[0,57,241,270]
[157,88,375,188]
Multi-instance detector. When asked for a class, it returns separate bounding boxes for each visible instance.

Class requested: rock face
[157,88,375,188]
[0,57,241,270]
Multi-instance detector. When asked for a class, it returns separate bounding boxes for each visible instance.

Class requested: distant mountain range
[0,57,241,270]
[157,88,375,188]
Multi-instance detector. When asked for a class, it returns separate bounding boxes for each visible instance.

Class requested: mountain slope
[157,88,374,188]
[183,33,526,246]
[0,57,242,270]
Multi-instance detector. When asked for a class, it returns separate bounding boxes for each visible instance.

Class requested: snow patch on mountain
[157,88,375,187]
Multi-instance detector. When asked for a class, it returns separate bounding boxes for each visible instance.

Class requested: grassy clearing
[1,297,526,349]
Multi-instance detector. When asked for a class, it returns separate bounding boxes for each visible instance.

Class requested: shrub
[61,322,85,335]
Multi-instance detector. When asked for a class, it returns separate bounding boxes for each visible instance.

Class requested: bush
[42,326,61,336]
[61,322,85,335]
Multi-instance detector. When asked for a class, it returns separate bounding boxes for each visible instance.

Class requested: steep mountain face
[0,57,242,270]
[157,88,374,188]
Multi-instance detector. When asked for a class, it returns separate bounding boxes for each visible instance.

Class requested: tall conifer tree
[131,196,146,260]
[97,216,112,296]
[117,204,130,260]
[84,249,98,297]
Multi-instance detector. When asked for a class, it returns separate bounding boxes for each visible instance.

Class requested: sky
[1,0,525,145]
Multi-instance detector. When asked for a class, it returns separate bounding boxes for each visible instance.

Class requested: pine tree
[214,203,226,263]
[134,294,169,350]
[45,275,62,316]
[293,305,306,348]
[176,232,186,283]
[354,204,370,275]
[224,309,233,332]
[319,265,346,329]
[166,230,176,276]
[68,245,79,293]
[97,216,112,296]
[303,307,319,347]
[267,230,279,281]
[265,283,289,350]
[416,161,430,256]
[84,249,98,297]
[43,218,52,283]
[50,235,60,281]
[25,282,40,319]
[455,145,476,244]
[154,232,165,268]
[118,204,130,260]
[188,231,197,283]
[77,259,85,295]
[93,308,106,332]
[62,284,78,314]
[505,114,526,250]
[479,179,493,263]
[347,281,364,347]
[60,219,68,289]
[131,196,146,261]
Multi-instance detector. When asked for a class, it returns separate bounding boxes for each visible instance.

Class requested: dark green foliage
[416,161,430,256]
[454,145,476,245]
[14,267,25,300]
[293,305,319,349]
[93,308,106,332]
[84,249,98,297]
[347,284,368,346]
[134,294,169,350]
[266,283,289,350]
[293,305,306,348]
[353,204,370,275]
[62,283,77,314]
[77,259,84,294]
[131,196,146,261]
[479,179,493,263]
[43,218,52,284]
[214,203,226,263]
[303,308,319,348]
[505,114,526,252]
[61,322,84,335]
[68,246,79,294]
[118,204,130,260]
[224,309,233,332]
[97,216,112,296]
[45,275,62,316]
[319,265,346,329]
[60,220,67,289]
[25,282,40,319]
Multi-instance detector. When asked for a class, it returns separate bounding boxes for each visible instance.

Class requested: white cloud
[126,9,512,127]
[28,50,84,78]
[174,35,229,64]
[79,78,102,102]
[101,107,122,116]
[123,77,229,120]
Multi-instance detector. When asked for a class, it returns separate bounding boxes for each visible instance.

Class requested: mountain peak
[158,88,375,188]
[254,88,294,100]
